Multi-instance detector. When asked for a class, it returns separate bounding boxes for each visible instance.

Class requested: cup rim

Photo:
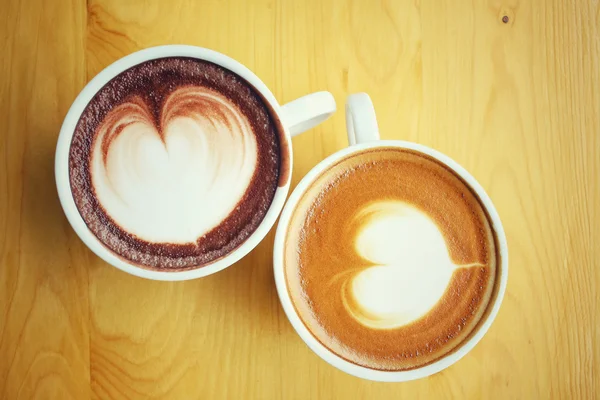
[273,140,509,382]
[55,45,293,280]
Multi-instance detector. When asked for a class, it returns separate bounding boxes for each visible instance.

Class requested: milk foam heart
[341,201,482,329]
[90,87,258,243]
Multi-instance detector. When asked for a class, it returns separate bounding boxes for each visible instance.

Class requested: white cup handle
[280,91,336,137]
[346,93,380,145]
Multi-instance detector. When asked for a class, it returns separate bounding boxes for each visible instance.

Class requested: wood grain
[1,0,598,398]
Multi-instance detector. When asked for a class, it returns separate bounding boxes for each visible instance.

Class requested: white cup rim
[55,45,294,281]
[273,140,509,382]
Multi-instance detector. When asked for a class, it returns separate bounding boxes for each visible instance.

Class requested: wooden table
[1,0,598,398]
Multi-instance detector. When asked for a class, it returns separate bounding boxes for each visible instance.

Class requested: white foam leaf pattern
[342,201,482,329]
[90,87,258,244]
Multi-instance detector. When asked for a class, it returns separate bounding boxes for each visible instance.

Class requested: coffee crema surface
[284,148,498,371]
[70,57,282,270]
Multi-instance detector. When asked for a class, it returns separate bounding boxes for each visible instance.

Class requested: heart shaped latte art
[90,86,258,244]
[340,201,483,329]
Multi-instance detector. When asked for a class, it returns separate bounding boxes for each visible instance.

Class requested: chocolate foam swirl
[69,57,282,270]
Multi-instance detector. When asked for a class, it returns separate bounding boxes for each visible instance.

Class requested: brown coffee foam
[284,148,497,371]
[69,57,283,270]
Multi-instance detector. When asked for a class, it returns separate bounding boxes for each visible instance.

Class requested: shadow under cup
[274,142,508,381]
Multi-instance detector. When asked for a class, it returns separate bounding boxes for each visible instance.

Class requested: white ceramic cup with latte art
[273,93,508,381]
[55,45,336,280]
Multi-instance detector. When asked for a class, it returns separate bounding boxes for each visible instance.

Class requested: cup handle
[346,93,380,145]
[280,91,336,137]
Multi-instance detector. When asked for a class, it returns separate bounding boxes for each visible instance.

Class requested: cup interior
[273,140,508,381]
[55,45,294,280]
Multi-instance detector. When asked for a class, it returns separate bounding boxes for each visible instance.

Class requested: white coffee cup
[55,45,336,281]
[273,93,508,382]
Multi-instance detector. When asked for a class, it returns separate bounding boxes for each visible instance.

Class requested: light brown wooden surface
[1,0,598,398]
